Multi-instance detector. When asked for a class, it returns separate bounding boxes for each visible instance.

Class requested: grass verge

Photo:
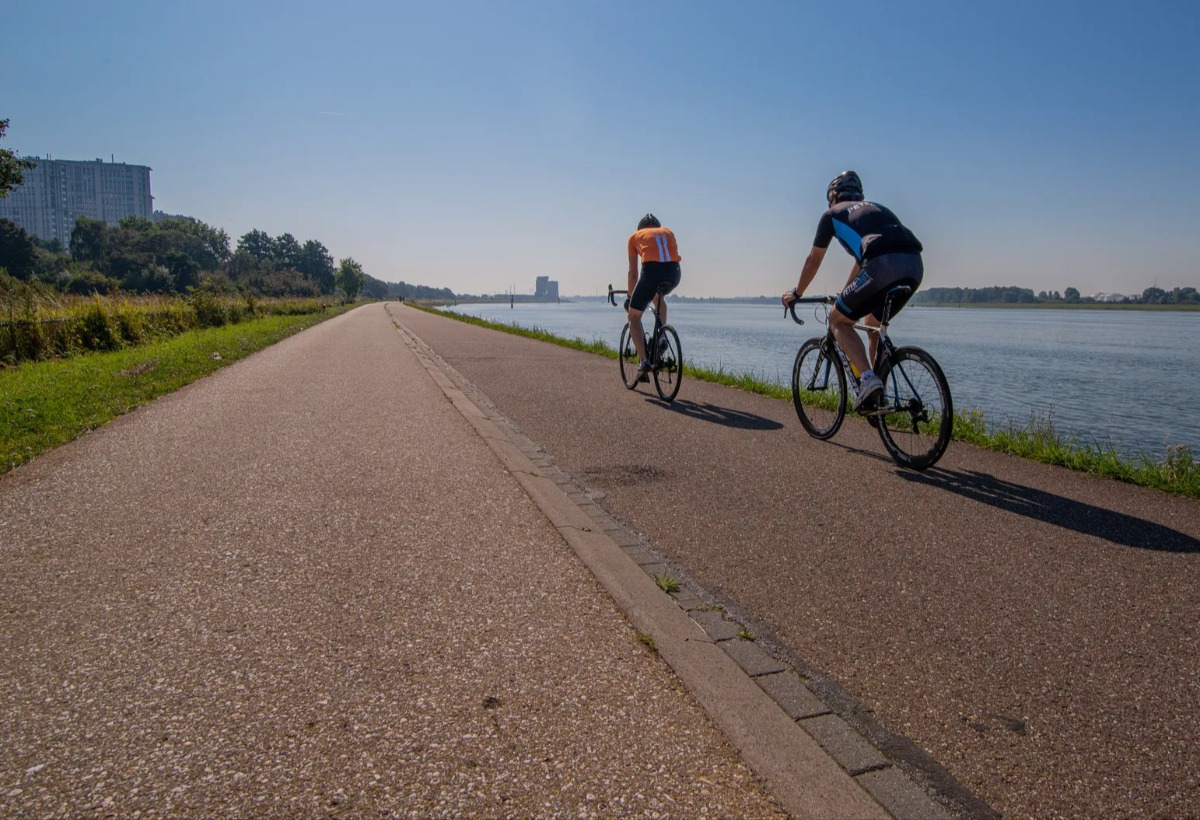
[414,304,1200,499]
[0,310,343,474]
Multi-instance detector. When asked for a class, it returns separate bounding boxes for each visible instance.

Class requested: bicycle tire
[875,346,953,470]
[652,325,683,402]
[791,337,846,439]
[618,323,641,389]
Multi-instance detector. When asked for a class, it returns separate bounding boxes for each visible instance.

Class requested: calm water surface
[445,300,1200,459]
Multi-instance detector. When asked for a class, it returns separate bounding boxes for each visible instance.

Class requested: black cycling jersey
[813,200,923,263]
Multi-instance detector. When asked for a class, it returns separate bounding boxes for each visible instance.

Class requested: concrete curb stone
[391,307,959,820]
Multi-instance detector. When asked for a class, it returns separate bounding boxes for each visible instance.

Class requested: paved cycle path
[1,304,807,817]
[394,303,1200,819]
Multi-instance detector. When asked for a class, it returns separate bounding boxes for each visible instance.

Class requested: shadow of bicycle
[897,467,1199,553]
[646,397,784,431]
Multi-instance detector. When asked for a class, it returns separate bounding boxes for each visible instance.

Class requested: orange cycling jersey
[628,227,681,263]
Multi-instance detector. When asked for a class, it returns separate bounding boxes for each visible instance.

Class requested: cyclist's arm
[627,249,639,295]
[785,246,828,303]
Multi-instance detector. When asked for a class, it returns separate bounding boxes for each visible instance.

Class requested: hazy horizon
[4,1,1197,299]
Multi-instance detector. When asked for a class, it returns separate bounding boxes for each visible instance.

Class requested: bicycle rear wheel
[652,325,683,402]
[791,337,846,439]
[875,346,953,469]
[618,323,642,389]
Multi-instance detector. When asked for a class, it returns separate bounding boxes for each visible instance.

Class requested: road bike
[787,286,952,469]
[607,284,683,402]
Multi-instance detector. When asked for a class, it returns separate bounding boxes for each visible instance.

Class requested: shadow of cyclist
[645,397,784,431]
[897,467,1199,553]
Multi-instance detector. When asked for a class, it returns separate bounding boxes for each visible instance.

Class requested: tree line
[913,285,1200,306]
[0,214,371,301]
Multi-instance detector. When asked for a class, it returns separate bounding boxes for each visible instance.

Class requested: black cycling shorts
[630,261,681,311]
[836,253,923,321]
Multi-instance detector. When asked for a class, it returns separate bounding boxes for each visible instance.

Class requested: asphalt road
[0,305,786,818]
[394,303,1200,818]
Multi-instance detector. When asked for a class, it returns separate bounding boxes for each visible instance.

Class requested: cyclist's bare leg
[829,309,871,377]
[627,306,649,362]
[863,315,881,367]
[654,292,666,325]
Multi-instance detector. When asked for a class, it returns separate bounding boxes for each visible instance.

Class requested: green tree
[160,217,230,264]
[1064,286,1080,303]
[1141,286,1167,304]
[0,119,37,198]
[272,232,302,268]
[236,229,274,261]
[0,218,37,281]
[335,257,365,302]
[295,239,336,293]
[71,216,110,265]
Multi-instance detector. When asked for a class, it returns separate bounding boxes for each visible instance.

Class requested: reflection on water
[444,300,1200,459]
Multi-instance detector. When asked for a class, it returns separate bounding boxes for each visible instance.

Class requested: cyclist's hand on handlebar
[782,287,800,308]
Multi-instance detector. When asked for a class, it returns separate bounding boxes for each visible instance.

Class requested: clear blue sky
[4,0,1198,297]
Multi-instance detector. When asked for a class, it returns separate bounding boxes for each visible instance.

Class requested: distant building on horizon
[152,209,194,223]
[0,156,153,247]
[535,275,559,300]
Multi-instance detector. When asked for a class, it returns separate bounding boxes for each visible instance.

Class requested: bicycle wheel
[652,325,683,402]
[875,346,953,470]
[618,323,642,389]
[791,337,846,439]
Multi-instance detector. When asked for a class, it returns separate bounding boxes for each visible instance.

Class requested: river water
[444,300,1200,460]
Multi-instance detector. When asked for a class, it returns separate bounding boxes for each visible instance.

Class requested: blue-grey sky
[4,0,1198,297]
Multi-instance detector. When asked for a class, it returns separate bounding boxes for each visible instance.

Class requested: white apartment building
[0,157,153,247]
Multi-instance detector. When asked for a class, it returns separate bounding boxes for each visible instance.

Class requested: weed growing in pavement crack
[654,573,681,594]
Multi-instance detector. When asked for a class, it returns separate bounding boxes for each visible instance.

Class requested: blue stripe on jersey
[832,219,864,262]
[655,234,668,261]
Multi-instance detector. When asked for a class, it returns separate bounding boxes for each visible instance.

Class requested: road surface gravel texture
[0,305,785,818]
[394,303,1200,819]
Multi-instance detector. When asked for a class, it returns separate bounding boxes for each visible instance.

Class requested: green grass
[654,572,681,593]
[417,305,1200,499]
[0,311,343,474]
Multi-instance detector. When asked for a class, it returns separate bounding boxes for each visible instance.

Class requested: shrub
[66,269,121,296]
[188,290,230,328]
[75,299,121,352]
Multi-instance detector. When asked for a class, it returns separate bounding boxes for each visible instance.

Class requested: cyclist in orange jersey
[626,213,682,378]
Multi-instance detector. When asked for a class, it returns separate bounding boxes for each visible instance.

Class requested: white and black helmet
[826,171,864,206]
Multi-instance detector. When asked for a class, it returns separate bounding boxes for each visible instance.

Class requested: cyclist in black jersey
[782,170,924,410]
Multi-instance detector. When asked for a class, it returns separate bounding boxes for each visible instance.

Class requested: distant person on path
[627,213,682,378]
[782,171,924,410]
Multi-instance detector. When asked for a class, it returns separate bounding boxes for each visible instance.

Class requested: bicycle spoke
[876,347,953,469]
[791,338,846,439]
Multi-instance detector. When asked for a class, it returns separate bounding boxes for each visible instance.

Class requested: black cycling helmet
[826,171,864,206]
[637,213,661,230]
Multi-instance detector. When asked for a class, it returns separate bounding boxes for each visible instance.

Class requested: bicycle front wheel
[618,323,641,389]
[652,325,683,402]
[791,337,846,439]
[875,346,953,470]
